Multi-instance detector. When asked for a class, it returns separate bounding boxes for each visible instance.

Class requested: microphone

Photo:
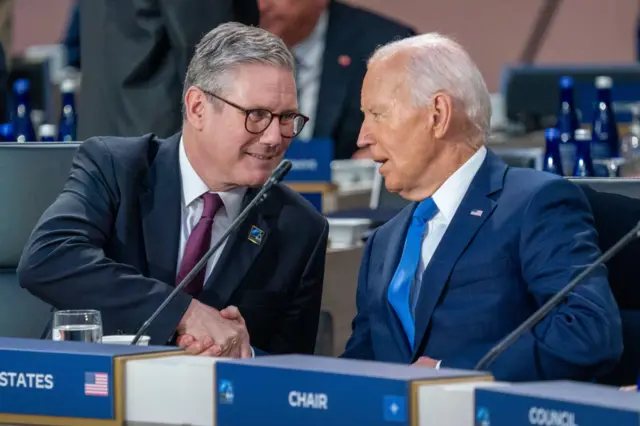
[474,219,640,371]
[131,159,293,345]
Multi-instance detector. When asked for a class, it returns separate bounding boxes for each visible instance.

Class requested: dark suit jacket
[62,3,80,69]
[76,0,259,140]
[0,41,6,122]
[17,133,329,354]
[578,185,640,310]
[314,1,416,159]
[342,152,623,381]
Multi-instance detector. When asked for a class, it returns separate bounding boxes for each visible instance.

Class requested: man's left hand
[177,305,251,358]
[412,356,439,368]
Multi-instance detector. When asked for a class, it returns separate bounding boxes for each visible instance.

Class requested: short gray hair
[369,33,491,140]
[182,22,294,115]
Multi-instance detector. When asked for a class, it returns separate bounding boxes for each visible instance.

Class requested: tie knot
[201,193,223,219]
[413,197,438,223]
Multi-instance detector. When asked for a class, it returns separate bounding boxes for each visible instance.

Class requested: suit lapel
[378,204,416,359]
[198,187,277,308]
[412,151,507,360]
[139,133,182,287]
[313,1,356,138]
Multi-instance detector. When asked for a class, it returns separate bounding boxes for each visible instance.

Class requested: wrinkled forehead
[361,56,410,110]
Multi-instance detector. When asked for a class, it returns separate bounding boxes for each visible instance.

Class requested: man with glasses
[18,23,329,358]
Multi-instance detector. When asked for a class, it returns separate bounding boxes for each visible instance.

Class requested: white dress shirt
[292,11,329,140]
[412,146,487,368]
[177,138,247,285]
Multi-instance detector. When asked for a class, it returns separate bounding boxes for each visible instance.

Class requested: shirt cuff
[435,360,441,369]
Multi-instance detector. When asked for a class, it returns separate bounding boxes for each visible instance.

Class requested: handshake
[175,299,252,358]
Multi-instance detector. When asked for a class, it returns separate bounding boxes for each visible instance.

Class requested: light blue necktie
[387,197,438,350]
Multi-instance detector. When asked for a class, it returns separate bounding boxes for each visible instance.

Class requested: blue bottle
[0,123,14,142]
[591,76,620,176]
[557,76,579,140]
[57,78,77,141]
[573,129,595,177]
[543,128,564,176]
[556,76,578,175]
[39,124,56,142]
[11,79,36,143]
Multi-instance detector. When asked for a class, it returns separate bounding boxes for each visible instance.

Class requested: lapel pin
[248,225,265,245]
[338,55,351,67]
[470,209,484,217]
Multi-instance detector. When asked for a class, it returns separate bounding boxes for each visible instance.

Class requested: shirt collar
[291,10,329,68]
[431,146,487,223]
[179,137,247,218]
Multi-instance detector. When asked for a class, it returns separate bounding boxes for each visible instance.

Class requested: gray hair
[369,33,491,140]
[182,22,295,116]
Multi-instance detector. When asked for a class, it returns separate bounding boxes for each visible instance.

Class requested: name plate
[0,337,181,425]
[475,381,640,426]
[215,354,491,426]
[284,138,334,182]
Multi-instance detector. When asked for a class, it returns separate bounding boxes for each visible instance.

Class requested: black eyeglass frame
[200,88,309,138]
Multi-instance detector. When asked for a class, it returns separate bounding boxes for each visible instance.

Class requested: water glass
[52,309,103,343]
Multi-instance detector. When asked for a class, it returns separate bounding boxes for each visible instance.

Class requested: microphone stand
[475,219,640,371]
[131,160,291,344]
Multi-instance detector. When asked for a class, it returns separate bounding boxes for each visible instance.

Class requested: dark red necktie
[176,193,223,296]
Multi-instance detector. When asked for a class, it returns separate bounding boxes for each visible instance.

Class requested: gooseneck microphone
[131,159,293,345]
[474,219,640,371]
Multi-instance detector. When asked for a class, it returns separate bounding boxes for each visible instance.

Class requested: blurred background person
[0,0,11,123]
[0,0,12,66]
[258,0,415,160]
[61,2,79,70]
[76,0,259,140]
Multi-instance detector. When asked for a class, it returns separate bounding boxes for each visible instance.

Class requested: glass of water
[52,310,103,343]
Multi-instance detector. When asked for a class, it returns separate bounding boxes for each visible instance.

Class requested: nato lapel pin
[248,225,265,245]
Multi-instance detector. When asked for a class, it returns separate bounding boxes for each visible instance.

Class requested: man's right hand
[176,300,249,357]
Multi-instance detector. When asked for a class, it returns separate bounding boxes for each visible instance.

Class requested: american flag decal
[84,372,109,397]
[470,209,483,217]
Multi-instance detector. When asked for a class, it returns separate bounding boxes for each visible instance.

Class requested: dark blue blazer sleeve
[340,229,376,360]
[17,138,193,345]
[440,178,623,381]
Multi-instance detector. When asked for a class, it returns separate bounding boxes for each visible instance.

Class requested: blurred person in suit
[61,2,80,69]
[18,23,328,358]
[0,0,11,67]
[340,33,623,381]
[258,0,415,159]
[77,0,260,140]
[0,42,6,122]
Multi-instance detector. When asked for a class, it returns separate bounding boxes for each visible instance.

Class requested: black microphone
[474,219,640,371]
[131,159,293,345]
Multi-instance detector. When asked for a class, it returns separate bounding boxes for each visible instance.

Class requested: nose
[258,117,284,146]
[357,126,373,149]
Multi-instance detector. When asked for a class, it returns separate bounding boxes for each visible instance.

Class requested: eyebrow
[247,105,299,114]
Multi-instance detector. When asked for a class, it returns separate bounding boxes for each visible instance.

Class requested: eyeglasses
[200,89,309,138]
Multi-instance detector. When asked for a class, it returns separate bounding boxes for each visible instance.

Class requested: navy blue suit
[342,151,623,381]
[315,1,416,159]
[18,133,329,353]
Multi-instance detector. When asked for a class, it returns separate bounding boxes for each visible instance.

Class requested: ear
[431,92,453,139]
[184,87,208,131]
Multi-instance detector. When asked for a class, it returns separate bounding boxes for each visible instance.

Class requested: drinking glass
[52,309,103,343]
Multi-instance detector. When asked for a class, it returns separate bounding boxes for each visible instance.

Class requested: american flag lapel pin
[470,209,483,217]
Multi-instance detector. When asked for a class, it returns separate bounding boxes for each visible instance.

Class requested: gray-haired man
[18,23,329,358]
